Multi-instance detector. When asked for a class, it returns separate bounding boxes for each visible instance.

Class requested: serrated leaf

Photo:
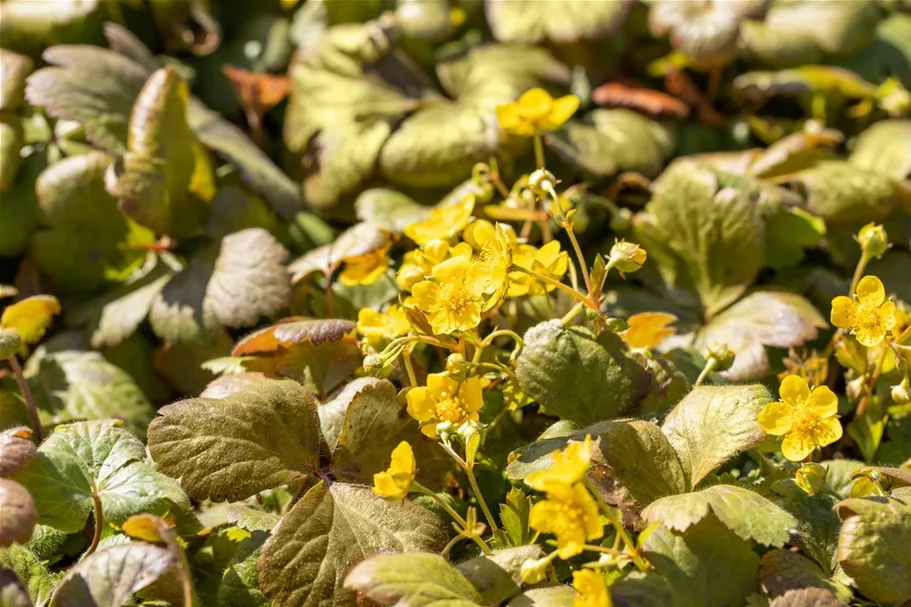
[516,321,651,426]
[486,0,631,43]
[759,550,850,602]
[637,517,760,607]
[0,295,60,348]
[258,481,447,607]
[0,427,35,478]
[586,419,687,506]
[0,545,58,607]
[834,493,911,604]
[51,542,175,607]
[545,110,672,178]
[345,553,485,607]
[661,384,772,487]
[636,160,766,316]
[14,420,188,534]
[147,379,320,502]
[693,291,827,381]
[642,484,798,547]
[226,506,280,533]
[500,488,532,547]
[25,46,149,153]
[24,350,154,438]
[0,479,36,547]
[107,66,211,236]
[457,547,543,605]
[29,152,154,293]
[149,228,290,345]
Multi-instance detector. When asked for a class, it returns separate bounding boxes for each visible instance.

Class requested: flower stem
[694,358,718,387]
[465,465,502,542]
[561,301,586,326]
[583,478,650,572]
[8,355,43,441]
[533,132,546,169]
[849,252,872,297]
[509,265,596,310]
[479,329,526,350]
[84,489,103,558]
[414,483,491,554]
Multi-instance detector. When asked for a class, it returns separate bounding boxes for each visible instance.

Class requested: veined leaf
[345,553,485,607]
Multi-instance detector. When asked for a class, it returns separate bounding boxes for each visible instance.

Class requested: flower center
[855,301,885,333]
[552,500,590,534]
[793,408,825,436]
[439,282,475,317]
[435,394,470,424]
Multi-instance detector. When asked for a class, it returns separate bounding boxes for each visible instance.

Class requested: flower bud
[362,354,393,378]
[607,240,647,275]
[704,343,736,372]
[457,420,482,467]
[795,462,828,495]
[445,353,470,379]
[892,378,911,405]
[527,169,558,197]
[855,223,889,259]
[520,557,551,585]
[846,376,865,402]
[435,420,456,441]
[604,317,629,333]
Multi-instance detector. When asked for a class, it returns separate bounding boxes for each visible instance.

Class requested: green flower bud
[527,169,558,197]
[607,240,647,275]
[704,343,736,372]
[855,223,889,259]
[520,557,551,585]
[795,463,828,495]
[435,420,456,441]
[892,378,911,405]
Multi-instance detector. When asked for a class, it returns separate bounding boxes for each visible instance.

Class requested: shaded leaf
[849,119,911,181]
[345,553,485,607]
[661,384,772,487]
[0,568,30,607]
[507,585,576,607]
[0,545,58,607]
[0,479,36,547]
[355,188,431,234]
[457,546,543,605]
[258,481,447,607]
[51,543,176,607]
[759,550,850,601]
[486,0,632,44]
[147,379,320,502]
[769,588,846,607]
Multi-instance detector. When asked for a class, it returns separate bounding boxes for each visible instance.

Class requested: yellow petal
[388,441,416,478]
[411,280,438,312]
[542,94,580,130]
[830,296,858,330]
[758,401,794,435]
[427,372,457,397]
[779,375,810,406]
[516,88,554,121]
[619,312,677,349]
[879,300,897,331]
[459,377,485,413]
[805,386,838,418]
[856,275,885,306]
[372,471,406,500]
[406,387,436,423]
[573,570,610,607]
[782,431,815,462]
[811,416,843,448]
[0,295,61,346]
[854,323,886,348]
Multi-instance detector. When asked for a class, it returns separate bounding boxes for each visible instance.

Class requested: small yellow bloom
[496,88,580,137]
[508,241,570,297]
[573,569,612,607]
[357,305,410,346]
[339,243,391,286]
[831,275,896,347]
[406,372,484,438]
[404,195,475,246]
[412,255,487,335]
[373,441,416,500]
[528,482,603,559]
[397,240,470,292]
[619,312,677,349]
[758,375,843,462]
[463,219,515,309]
[526,435,592,493]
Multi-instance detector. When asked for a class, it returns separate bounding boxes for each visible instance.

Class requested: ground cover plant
[1,0,911,605]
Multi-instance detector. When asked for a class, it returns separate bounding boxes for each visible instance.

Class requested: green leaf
[457,546,543,605]
[203,185,283,242]
[29,151,154,293]
[14,420,188,534]
[693,291,827,381]
[259,481,448,607]
[0,479,36,547]
[0,148,42,258]
[226,506,280,533]
[516,321,651,426]
[147,379,321,502]
[500,487,532,547]
[106,66,212,237]
[586,419,687,506]
[149,228,290,345]
[834,493,911,604]
[636,159,766,315]
[759,550,851,602]
[485,0,631,43]
[642,484,798,546]
[661,384,772,488]
[0,545,58,607]
[24,350,155,438]
[507,585,576,607]
[638,517,760,607]
[545,110,672,178]
[0,117,23,193]
[773,482,841,572]
[24,46,148,153]
[0,427,36,478]
[0,568,30,607]
[345,553,485,607]
[51,543,176,607]
[355,189,431,234]
[764,207,826,271]
[849,119,911,181]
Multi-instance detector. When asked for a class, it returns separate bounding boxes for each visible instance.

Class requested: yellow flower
[607,240,647,276]
[397,240,470,291]
[406,372,484,437]
[339,242,391,286]
[496,88,580,137]
[412,255,487,335]
[373,441,416,500]
[508,241,569,297]
[573,570,612,607]
[463,219,515,309]
[758,375,843,462]
[619,312,677,350]
[529,482,603,559]
[404,195,475,246]
[526,435,592,493]
[831,276,896,347]
[357,305,410,346]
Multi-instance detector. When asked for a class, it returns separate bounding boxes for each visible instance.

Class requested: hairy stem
[8,356,43,441]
